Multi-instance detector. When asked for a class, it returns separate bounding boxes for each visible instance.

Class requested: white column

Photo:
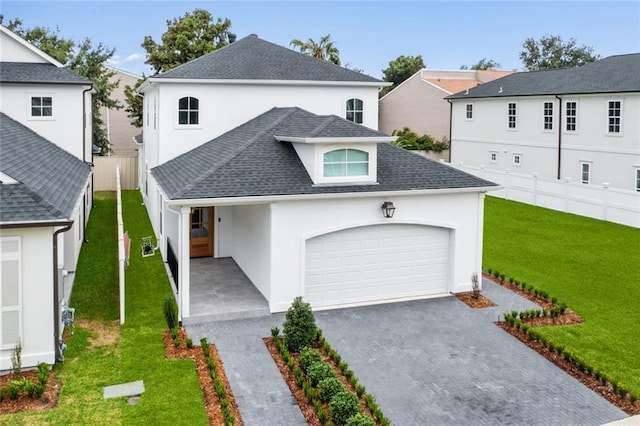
[179,206,191,319]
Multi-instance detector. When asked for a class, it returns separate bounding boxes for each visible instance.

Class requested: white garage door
[305,224,450,308]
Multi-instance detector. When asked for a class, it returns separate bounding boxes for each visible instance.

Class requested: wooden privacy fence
[94,155,138,190]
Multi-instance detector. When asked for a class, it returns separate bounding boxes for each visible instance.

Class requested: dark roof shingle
[0,62,90,84]
[448,53,640,99]
[152,107,496,200]
[154,35,382,83]
[0,113,91,223]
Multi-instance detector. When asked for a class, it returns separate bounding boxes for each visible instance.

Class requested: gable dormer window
[323,148,369,177]
[178,96,199,125]
[346,98,363,124]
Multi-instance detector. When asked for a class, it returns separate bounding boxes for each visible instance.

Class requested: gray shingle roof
[447,53,640,99]
[0,113,91,223]
[0,62,90,84]
[152,107,496,200]
[154,35,382,83]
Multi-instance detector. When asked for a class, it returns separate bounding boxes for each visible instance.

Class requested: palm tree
[290,34,340,65]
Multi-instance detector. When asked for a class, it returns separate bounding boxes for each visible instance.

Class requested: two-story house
[138,35,497,320]
[0,25,93,369]
[448,54,640,192]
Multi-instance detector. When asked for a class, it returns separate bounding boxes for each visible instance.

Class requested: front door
[190,207,214,258]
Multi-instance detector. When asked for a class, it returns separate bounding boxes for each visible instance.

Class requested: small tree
[283,296,316,352]
[11,340,22,377]
[471,273,480,299]
[163,296,179,330]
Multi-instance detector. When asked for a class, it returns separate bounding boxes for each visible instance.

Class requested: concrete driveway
[187,280,627,425]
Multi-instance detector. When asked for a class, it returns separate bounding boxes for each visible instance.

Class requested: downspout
[556,95,562,179]
[447,99,453,163]
[53,222,73,363]
[82,85,94,241]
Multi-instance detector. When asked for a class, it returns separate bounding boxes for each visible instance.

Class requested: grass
[2,191,207,425]
[484,196,640,394]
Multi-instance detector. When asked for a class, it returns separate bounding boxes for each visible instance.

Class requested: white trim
[0,172,18,184]
[140,78,389,93]
[580,161,592,184]
[275,135,395,144]
[0,25,64,67]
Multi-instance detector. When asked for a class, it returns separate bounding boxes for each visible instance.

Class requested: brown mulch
[264,337,381,425]
[0,370,60,415]
[163,328,243,425]
[455,292,496,308]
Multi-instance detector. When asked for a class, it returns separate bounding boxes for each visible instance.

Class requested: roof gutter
[0,220,75,229]
[447,99,453,163]
[53,221,73,363]
[555,95,562,179]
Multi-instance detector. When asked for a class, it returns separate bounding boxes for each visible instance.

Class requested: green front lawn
[3,191,207,425]
[484,196,640,394]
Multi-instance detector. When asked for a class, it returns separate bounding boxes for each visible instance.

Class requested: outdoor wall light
[381,201,396,218]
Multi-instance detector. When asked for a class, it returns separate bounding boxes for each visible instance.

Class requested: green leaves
[290,34,341,65]
[519,35,599,71]
[390,127,449,153]
[380,54,424,96]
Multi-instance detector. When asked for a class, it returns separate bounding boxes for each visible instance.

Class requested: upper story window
[607,100,621,134]
[465,103,474,120]
[566,101,577,132]
[507,102,517,129]
[346,98,363,124]
[31,96,53,117]
[178,96,199,125]
[543,102,553,130]
[323,148,369,177]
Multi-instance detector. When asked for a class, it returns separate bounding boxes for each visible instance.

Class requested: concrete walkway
[186,279,628,425]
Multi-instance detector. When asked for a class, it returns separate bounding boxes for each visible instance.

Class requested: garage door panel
[305,224,450,308]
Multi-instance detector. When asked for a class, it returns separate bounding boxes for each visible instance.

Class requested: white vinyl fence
[94,155,138,190]
[453,164,640,228]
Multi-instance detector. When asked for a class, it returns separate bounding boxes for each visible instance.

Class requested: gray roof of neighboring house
[153,34,382,83]
[447,53,640,99]
[152,107,496,200]
[0,62,90,84]
[0,112,91,223]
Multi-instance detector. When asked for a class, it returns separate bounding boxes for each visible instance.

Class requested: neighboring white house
[138,35,497,319]
[379,69,511,160]
[448,54,640,193]
[0,25,93,370]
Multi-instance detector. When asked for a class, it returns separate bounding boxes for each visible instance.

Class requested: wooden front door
[190,207,214,258]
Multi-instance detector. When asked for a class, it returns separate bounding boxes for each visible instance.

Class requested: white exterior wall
[451,93,640,191]
[268,191,485,312]
[0,30,48,63]
[230,204,271,300]
[0,84,91,161]
[146,82,379,167]
[0,227,55,370]
[216,206,234,258]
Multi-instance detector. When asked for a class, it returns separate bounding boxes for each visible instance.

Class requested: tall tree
[6,19,121,154]
[142,9,232,74]
[124,77,145,128]
[460,58,501,70]
[380,55,424,96]
[520,35,599,71]
[290,34,341,65]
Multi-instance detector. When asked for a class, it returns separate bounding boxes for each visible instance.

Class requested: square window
[346,98,363,124]
[30,96,53,117]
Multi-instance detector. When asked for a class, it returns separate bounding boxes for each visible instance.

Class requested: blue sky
[2,1,639,78]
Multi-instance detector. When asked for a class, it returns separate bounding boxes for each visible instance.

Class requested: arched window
[323,149,369,177]
[178,96,199,125]
[346,98,363,124]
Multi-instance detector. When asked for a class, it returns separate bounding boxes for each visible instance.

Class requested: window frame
[581,162,591,185]
[489,151,498,163]
[635,169,640,192]
[177,96,200,126]
[543,101,553,131]
[345,98,364,124]
[1,236,22,349]
[513,153,522,167]
[27,94,54,120]
[565,101,578,133]
[507,102,517,130]
[323,148,369,178]
[607,100,622,135]
[465,103,474,120]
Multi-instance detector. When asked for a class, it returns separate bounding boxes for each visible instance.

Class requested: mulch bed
[455,292,496,308]
[163,328,243,425]
[264,337,381,425]
[0,370,60,415]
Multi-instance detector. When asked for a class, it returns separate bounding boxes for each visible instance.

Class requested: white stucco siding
[0,84,88,160]
[142,89,160,169]
[268,192,484,312]
[230,204,271,300]
[0,228,55,370]
[0,31,49,63]
[216,206,234,258]
[153,83,380,164]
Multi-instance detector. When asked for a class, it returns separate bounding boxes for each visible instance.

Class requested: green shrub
[329,391,360,424]
[37,362,50,386]
[329,349,341,364]
[163,296,179,330]
[0,387,4,402]
[307,361,337,386]
[317,377,345,402]
[271,326,280,338]
[345,413,376,426]
[8,381,22,399]
[283,297,317,352]
[299,347,323,372]
[186,337,193,349]
[317,406,328,424]
[25,380,44,398]
[355,383,366,397]
[214,378,226,399]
